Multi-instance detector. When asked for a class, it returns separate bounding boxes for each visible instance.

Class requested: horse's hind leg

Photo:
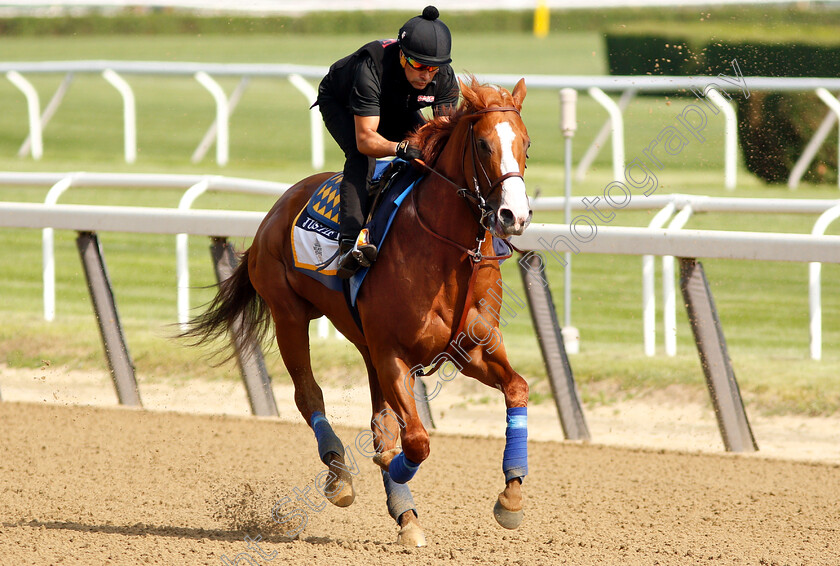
[362,352,426,547]
[252,252,357,509]
[271,314,356,507]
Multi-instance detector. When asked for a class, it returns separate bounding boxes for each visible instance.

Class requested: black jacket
[317,39,459,141]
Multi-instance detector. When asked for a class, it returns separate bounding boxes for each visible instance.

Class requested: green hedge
[705,41,840,77]
[737,92,837,185]
[605,28,840,185]
[605,34,702,76]
[605,18,840,76]
[711,40,839,185]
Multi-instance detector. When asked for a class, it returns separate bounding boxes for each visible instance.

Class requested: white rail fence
[531,193,840,360]
[1,61,329,169]
[1,173,839,358]
[0,172,290,327]
[3,198,838,443]
[5,61,840,188]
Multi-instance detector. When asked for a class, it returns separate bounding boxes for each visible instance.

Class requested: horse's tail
[179,249,273,363]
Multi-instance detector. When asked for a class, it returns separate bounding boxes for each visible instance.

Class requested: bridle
[409,105,527,378]
[466,107,528,231]
[415,105,525,238]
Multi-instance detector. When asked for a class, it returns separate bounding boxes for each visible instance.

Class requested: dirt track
[1,401,838,565]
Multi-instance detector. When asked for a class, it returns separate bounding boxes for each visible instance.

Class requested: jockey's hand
[395,140,422,162]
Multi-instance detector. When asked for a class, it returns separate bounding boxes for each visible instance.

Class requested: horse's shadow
[8,519,298,544]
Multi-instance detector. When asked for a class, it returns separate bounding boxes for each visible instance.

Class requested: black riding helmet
[398,5,452,66]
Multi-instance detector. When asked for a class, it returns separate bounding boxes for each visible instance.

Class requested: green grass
[1,31,839,417]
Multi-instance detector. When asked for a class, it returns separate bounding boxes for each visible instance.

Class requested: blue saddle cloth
[291,159,421,304]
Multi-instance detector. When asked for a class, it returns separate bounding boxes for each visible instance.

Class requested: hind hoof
[325,456,356,508]
[372,448,401,473]
[326,479,355,508]
[493,498,524,530]
[397,514,426,547]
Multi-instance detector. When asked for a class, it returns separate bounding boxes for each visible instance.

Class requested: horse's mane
[407,76,518,164]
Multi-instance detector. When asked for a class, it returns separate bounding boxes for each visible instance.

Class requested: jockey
[315,5,460,279]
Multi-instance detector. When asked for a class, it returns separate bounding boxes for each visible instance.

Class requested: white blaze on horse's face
[494,120,532,236]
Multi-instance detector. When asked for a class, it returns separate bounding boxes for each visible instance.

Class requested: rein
[410,105,525,378]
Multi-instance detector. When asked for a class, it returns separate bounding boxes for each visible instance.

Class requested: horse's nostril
[499,208,515,226]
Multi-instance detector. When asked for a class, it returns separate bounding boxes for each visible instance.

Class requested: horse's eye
[477,138,491,154]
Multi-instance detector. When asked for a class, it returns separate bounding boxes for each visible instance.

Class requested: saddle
[291,159,420,301]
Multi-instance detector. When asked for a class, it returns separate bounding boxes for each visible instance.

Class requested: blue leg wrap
[380,469,418,523]
[502,406,528,482]
[388,452,420,484]
[310,411,345,465]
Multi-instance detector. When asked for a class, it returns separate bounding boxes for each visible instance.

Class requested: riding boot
[337,238,360,280]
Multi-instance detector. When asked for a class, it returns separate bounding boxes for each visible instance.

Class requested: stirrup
[354,229,378,267]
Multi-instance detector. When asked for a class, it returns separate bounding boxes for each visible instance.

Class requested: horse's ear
[459,77,481,110]
[511,78,527,111]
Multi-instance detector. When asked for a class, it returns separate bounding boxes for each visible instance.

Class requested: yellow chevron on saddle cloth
[306,172,342,230]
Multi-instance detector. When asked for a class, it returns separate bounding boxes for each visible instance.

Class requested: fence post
[576,88,636,182]
[6,71,43,160]
[102,69,137,164]
[18,72,73,159]
[194,72,229,166]
[288,73,325,170]
[705,89,738,190]
[808,202,840,360]
[663,205,694,357]
[76,231,141,406]
[209,237,278,417]
[192,77,250,164]
[587,87,625,183]
[679,258,757,452]
[518,252,590,441]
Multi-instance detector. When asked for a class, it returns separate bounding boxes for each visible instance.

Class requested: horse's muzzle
[497,207,533,237]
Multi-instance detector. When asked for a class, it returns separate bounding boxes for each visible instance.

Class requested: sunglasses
[402,53,439,73]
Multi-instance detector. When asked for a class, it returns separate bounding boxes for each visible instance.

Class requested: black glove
[395,140,422,161]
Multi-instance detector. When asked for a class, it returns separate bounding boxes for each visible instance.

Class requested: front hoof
[372,448,401,473]
[493,497,524,530]
[397,513,427,547]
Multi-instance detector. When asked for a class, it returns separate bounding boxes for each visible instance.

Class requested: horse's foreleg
[461,346,529,530]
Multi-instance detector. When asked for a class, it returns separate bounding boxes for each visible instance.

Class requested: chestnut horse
[184,78,532,546]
